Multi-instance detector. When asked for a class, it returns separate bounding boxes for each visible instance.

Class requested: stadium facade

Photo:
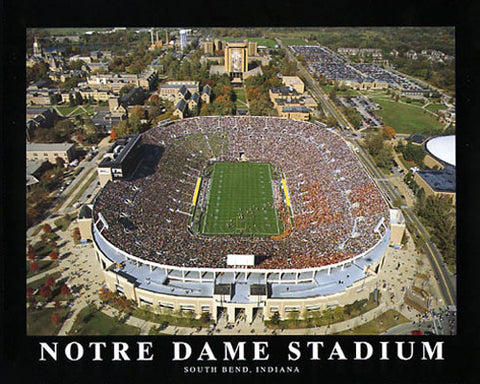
[91,116,391,323]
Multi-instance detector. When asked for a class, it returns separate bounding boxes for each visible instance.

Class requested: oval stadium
[90,116,391,322]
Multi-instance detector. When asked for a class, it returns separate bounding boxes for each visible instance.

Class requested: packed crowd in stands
[93,116,390,270]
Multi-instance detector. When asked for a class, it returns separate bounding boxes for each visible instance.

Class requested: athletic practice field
[201,162,282,236]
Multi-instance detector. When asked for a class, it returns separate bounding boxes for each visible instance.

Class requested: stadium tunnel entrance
[216,304,261,323]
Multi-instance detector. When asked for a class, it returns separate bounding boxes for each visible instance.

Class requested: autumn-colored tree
[51,312,59,325]
[72,227,81,244]
[61,284,71,296]
[49,250,59,260]
[110,129,117,141]
[30,261,39,272]
[99,286,114,301]
[381,126,397,140]
[26,286,34,297]
[45,276,56,288]
[42,223,52,233]
[148,94,160,106]
[129,105,146,120]
[39,285,52,298]
[27,248,36,261]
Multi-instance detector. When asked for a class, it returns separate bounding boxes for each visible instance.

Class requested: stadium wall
[93,222,389,322]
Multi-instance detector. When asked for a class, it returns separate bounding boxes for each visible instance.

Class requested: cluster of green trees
[395,140,426,167]
[159,50,210,81]
[199,75,236,116]
[244,66,281,116]
[416,194,456,269]
[391,56,454,93]
[27,62,51,84]
[364,131,394,171]
[32,119,76,143]
[113,95,174,137]
[27,161,66,227]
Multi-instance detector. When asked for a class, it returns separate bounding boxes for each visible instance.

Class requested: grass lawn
[68,305,141,335]
[234,88,247,107]
[134,307,212,328]
[335,309,410,335]
[55,105,80,116]
[424,103,445,114]
[54,214,74,231]
[27,307,70,335]
[281,37,309,45]
[201,162,282,236]
[32,240,58,258]
[370,95,443,134]
[27,260,60,279]
[321,84,361,98]
[28,271,62,290]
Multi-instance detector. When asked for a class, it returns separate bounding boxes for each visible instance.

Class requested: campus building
[26,143,76,164]
[97,135,143,187]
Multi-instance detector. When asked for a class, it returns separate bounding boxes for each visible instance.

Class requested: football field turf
[201,162,282,236]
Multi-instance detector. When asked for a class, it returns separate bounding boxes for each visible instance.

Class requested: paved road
[276,38,353,130]
[353,140,456,307]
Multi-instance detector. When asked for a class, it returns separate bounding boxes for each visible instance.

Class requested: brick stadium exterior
[92,116,391,323]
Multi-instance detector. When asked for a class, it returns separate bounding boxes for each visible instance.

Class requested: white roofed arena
[92,116,391,323]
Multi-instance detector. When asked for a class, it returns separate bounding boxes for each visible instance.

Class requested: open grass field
[201,162,282,236]
[370,95,444,134]
[424,102,445,114]
[281,37,310,45]
[27,307,70,335]
[234,88,248,108]
[68,305,141,335]
[335,309,410,335]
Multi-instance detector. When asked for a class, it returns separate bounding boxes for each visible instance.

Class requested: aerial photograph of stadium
[25,26,456,336]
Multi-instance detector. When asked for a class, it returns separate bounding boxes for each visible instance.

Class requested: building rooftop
[27,143,75,152]
[426,135,455,167]
[282,106,310,113]
[416,166,456,193]
[175,98,187,113]
[407,133,427,145]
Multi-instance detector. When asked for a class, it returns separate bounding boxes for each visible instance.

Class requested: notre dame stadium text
[38,340,444,362]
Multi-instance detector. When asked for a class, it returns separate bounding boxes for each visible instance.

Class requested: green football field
[201,162,282,236]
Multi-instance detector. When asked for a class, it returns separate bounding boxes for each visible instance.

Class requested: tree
[364,132,384,156]
[381,126,397,140]
[27,248,36,261]
[39,285,52,298]
[270,311,280,326]
[329,85,338,101]
[26,286,34,297]
[375,147,394,170]
[83,117,97,139]
[110,129,117,141]
[42,223,52,233]
[53,119,75,141]
[61,284,71,296]
[75,92,83,106]
[51,312,60,325]
[72,227,81,244]
[119,84,135,99]
[45,276,56,288]
[49,250,59,260]
[129,105,146,120]
[55,156,65,169]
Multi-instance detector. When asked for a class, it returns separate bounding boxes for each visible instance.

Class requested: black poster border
[2,1,479,383]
